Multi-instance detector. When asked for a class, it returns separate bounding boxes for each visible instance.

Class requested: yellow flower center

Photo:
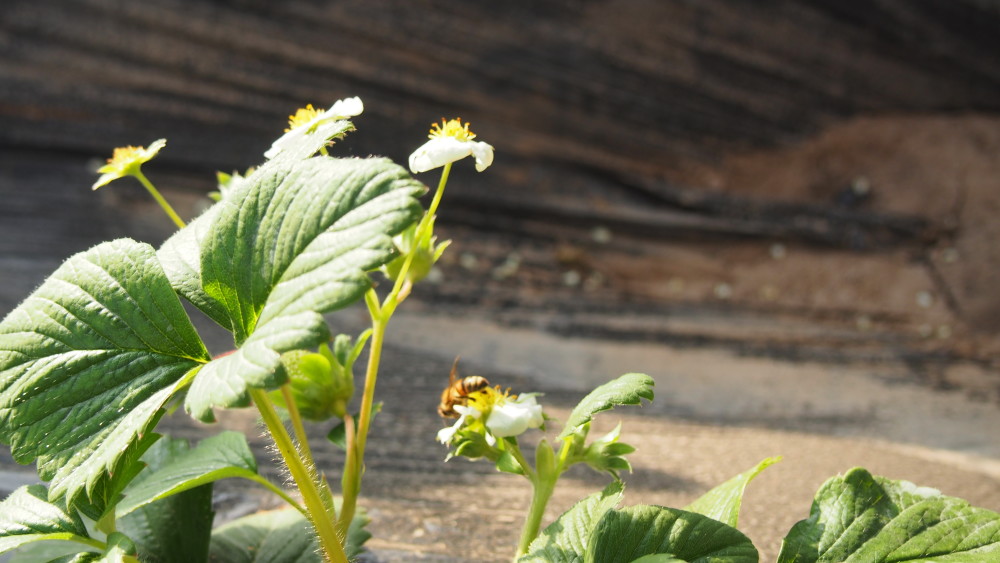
[106,146,143,166]
[286,104,322,132]
[428,118,477,141]
[466,386,514,414]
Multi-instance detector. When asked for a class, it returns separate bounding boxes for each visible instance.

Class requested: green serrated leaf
[158,205,231,330]
[208,506,371,563]
[0,239,210,505]
[200,156,424,344]
[686,456,780,528]
[6,539,98,562]
[559,374,654,439]
[117,438,214,563]
[73,432,163,522]
[519,481,624,563]
[50,550,107,563]
[185,312,329,422]
[0,485,91,555]
[586,505,758,563]
[183,156,423,421]
[777,467,1000,562]
[629,556,685,563]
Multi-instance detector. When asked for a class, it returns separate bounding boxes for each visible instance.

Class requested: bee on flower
[437,383,545,448]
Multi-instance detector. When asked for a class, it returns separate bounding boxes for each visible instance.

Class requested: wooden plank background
[3,0,1000,175]
[2,0,999,363]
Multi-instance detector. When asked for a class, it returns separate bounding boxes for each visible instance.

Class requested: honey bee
[438,357,489,418]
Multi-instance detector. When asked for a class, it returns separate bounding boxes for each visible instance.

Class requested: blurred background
[2,1,1000,560]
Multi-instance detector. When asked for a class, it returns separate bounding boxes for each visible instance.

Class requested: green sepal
[496,450,524,475]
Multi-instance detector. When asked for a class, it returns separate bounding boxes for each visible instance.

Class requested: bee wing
[448,355,461,385]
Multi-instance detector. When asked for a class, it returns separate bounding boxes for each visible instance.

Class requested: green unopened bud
[535,438,558,480]
[271,349,337,420]
[382,216,451,284]
[270,333,365,421]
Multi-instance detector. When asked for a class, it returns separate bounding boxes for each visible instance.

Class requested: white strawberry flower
[409,118,494,173]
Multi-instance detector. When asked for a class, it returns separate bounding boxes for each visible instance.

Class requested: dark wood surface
[3,1,999,355]
[4,0,1000,173]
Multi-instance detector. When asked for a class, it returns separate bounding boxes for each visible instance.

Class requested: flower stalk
[337,162,453,535]
[134,170,186,229]
[517,474,557,559]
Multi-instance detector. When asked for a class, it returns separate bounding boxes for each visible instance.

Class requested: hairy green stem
[134,170,186,229]
[252,389,347,563]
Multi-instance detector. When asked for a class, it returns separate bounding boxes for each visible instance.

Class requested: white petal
[485,431,497,447]
[437,425,458,444]
[471,142,494,172]
[485,396,544,438]
[453,404,482,419]
[327,96,364,119]
[437,413,470,444]
[409,137,474,173]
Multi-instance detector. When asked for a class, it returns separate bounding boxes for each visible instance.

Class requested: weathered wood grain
[2,0,999,175]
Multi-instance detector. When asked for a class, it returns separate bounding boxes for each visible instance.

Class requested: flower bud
[382,218,451,285]
[270,335,359,421]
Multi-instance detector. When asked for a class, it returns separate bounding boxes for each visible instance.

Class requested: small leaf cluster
[555,373,653,479]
